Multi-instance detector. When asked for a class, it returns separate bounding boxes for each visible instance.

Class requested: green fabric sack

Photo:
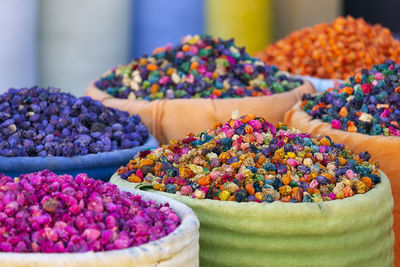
[110,171,394,267]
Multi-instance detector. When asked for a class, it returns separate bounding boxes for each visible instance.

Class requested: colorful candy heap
[95,34,303,100]
[302,60,400,136]
[0,170,179,252]
[257,16,400,79]
[118,114,380,203]
[0,87,149,157]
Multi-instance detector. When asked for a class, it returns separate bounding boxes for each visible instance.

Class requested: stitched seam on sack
[151,100,160,142]
[209,98,219,122]
[154,100,166,143]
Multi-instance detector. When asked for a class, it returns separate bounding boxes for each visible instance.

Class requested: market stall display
[0,87,158,180]
[284,60,400,264]
[0,170,199,266]
[111,114,394,266]
[87,34,315,144]
[2,7,398,266]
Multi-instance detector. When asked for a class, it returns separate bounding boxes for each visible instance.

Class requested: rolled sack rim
[0,134,159,172]
[0,188,200,264]
[286,102,400,143]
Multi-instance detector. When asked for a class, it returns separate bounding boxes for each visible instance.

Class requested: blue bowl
[0,134,159,181]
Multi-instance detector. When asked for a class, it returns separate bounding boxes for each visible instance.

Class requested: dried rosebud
[0,170,180,253]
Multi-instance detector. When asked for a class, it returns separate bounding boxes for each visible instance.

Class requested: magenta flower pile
[0,170,180,253]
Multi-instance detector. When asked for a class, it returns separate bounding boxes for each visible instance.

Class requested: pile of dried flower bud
[0,170,179,252]
[257,16,400,79]
[301,60,400,136]
[0,87,149,157]
[118,114,380,203]
[95,34,303,100]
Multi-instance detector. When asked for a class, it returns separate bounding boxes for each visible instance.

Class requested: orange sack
[86,80,315,144]
[285,102,399,264]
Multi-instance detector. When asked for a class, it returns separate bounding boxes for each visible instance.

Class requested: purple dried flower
[0,87,150,157]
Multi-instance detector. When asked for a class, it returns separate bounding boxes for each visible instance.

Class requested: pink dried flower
[0,171,180,253]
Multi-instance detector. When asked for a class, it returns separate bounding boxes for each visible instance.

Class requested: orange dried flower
[256,16,400,79]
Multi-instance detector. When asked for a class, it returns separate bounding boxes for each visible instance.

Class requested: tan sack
[86,80,315,144]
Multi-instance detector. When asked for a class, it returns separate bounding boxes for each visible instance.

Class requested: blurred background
[0,0,397,96]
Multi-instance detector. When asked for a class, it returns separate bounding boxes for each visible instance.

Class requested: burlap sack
[111,171,394,267]
[86,81,315,144]
[285,102,400,265]
[0,188,200,267]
